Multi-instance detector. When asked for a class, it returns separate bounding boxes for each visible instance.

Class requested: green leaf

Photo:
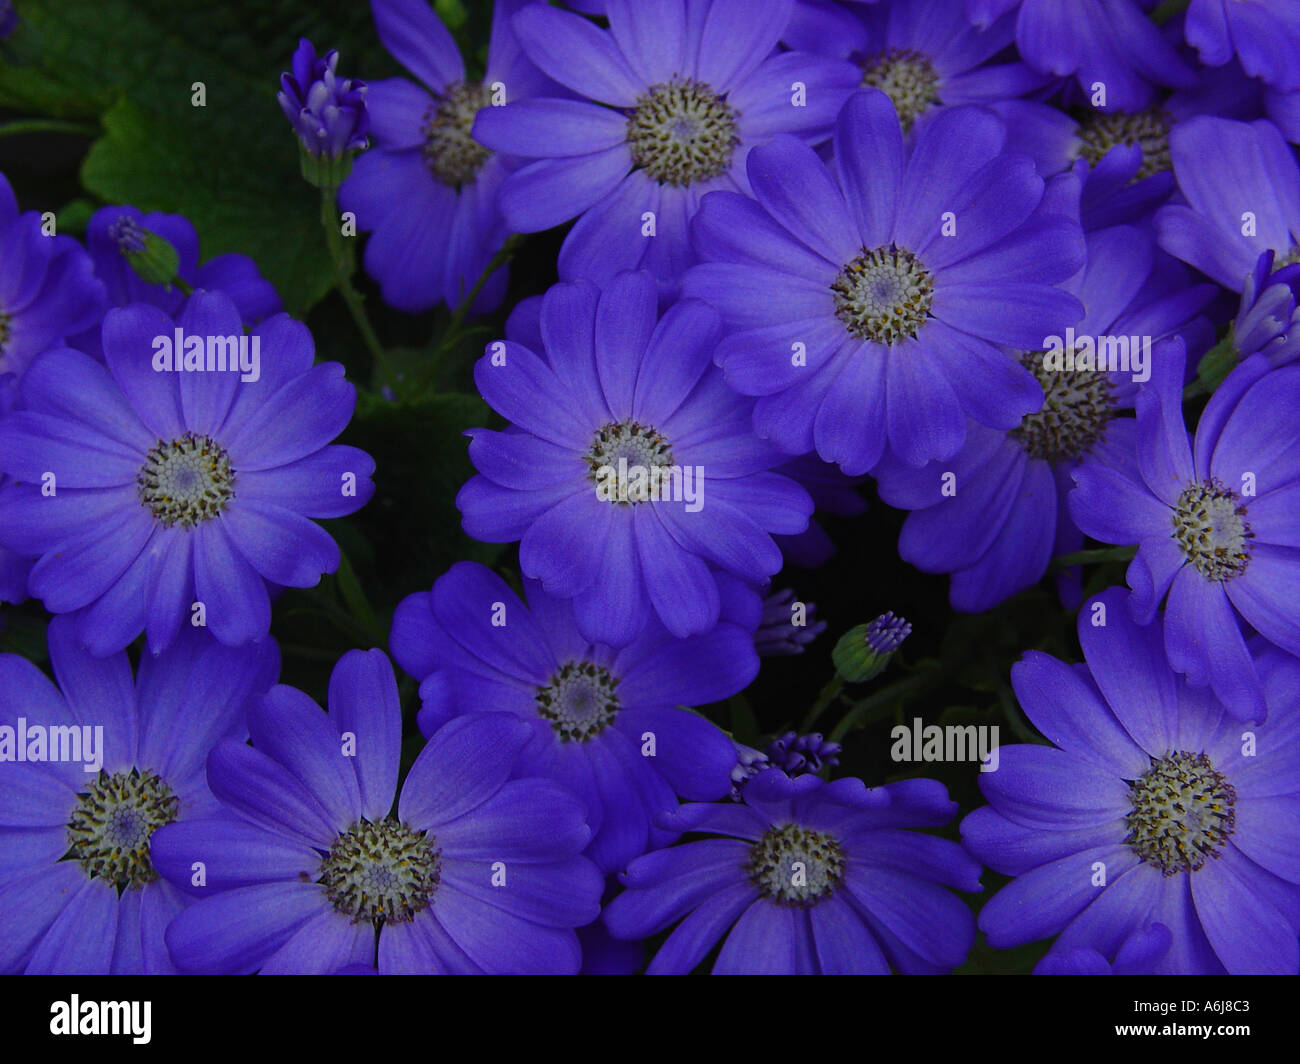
[81,97,333,316]
[54,197,97,237]
[335,546,382,647]
[2,0,408,316]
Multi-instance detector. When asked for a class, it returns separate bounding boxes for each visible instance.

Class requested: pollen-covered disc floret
[585,420,675,504]
[535,660,621,742]
[319,818,441,925]
[1172,479,1254,580]
[626,78,739,186]
[1125,751,1237,876]
[746,822,846,907]
[860,48,941,132]
[832,245,935,345]
[424,81,492,187]
[1011,354,1115,462]
[1076,108,1172,181]
[67,769,180,892]
[138,432,235,528]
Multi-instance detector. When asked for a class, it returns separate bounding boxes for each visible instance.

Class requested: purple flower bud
[864,611,912,655]
[754,587,826,657]
[0,2,17,41]
[277,38,369,160]
[1233,249,1300,370]
[107,214,148,255]
[764,732,841,776]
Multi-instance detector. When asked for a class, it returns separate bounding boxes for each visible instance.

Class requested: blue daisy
[683,88,1085,470]
[152,650,604,974]
[874,224,1214,612]
[0,617,278,973]
[0,291,374,655]
[457,270,812,647]
[604,769,982,973]
[472,0,859,296]
[390,561,754,873]
[338,0,550,313]
[1070,341,1300,721]
[963,588,1300,974]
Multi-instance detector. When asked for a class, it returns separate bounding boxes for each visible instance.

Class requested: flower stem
[411,234,523,398]
[1049,545,1138,571]
[828,671,939,743]
[319,189,392,384]
[439,234,521,352]
[800,675,846,732]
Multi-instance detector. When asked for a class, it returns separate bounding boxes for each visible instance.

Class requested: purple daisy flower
[603,769,981,974]
[1156,115,1300,292]
[278,38,370,160]
[684,89,1085,471]
[0,291,374,655]
[988,0,1197,112]
[0,617,278,974]
[962,588,1300,974]
[874,225,1215,612]
[1044,58,1280,233]
[1070,341,1300,721]
[390,561,753,873]
[337,0,549,313]
[472,0,859,296]
[457,270,813,647]
[1231,249,1300,369]
[152,650,603,974]
[0,173,105,381]
[76,205,281,356]
[1185,0,1300,91]
[835,0,1075,174]
[498,290,846,586]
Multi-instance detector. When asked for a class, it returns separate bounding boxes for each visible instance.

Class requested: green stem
[320,189,392,383]
[1192,326,1237,397]
[412,235,523,397]
[828,671,940,744]
[438,234,523,353]
[1049,544,1138,571]
[801,675,846,733]
[0,118,98,139]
